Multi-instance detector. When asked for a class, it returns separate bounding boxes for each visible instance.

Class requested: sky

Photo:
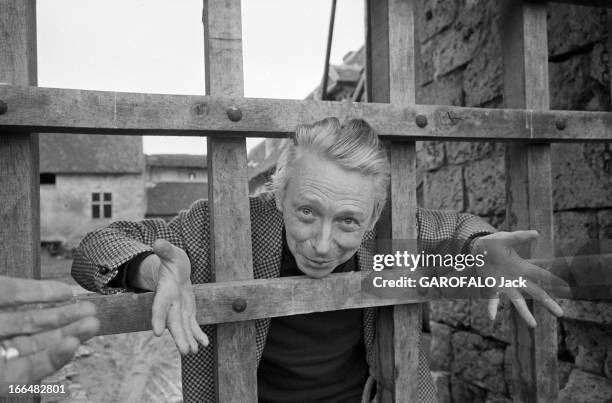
[36,0,364,155]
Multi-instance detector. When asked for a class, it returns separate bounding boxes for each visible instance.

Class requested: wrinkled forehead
[284,153,378,207]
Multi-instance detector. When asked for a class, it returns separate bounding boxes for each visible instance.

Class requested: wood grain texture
[550,0,611,7]
[0,2,39,403]
[1,85,612,141]
[0,0,39,280]
[368,0,421,401]
[501,1,558,401]
[203,1,257,402]
[68,270,432,335]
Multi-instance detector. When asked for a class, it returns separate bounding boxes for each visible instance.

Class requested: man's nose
[312,223,333,256]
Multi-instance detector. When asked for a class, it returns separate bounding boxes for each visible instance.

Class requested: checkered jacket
[72,192,495,403]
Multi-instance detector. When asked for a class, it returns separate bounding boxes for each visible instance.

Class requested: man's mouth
[304,256,333,266]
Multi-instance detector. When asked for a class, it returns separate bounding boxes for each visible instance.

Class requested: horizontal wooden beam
[76,271,430,336]
[549,0,611,8]
[0,85,611,142]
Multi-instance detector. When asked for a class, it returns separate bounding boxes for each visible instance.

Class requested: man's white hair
[270,117,390,223]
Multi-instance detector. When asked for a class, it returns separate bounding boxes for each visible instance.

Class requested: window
[92,192,112,218]
[40,173,56,185]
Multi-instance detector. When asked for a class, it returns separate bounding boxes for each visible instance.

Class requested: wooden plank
[608,9,612,101]
[0,3,39,403]
[203,1,257,402]
[1,86,612,141]
[549,0,612,7]
[367,0,421,401]
[64,271,432,335]
[501,1,558,402]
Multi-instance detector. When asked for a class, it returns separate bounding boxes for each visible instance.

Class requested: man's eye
[298,207,313,216]
[340,217,359,230]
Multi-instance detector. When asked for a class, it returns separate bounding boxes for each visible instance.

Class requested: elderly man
[0,276,100,396]
[72,118,563,403]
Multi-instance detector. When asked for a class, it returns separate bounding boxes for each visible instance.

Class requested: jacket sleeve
[416,207,497,255]
[71,199,210,294]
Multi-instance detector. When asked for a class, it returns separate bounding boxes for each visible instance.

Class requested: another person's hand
[473,231,568,327]
[144,239,209,355]
[0,276,100,396]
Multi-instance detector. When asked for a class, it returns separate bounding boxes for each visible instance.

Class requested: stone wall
[415,1,612,402]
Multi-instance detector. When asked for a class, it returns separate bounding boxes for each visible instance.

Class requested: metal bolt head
[226,106,242,122]
[415,114,428,128]
[232,298,247,313]
[0,100,7,115]
[555,119,566,131]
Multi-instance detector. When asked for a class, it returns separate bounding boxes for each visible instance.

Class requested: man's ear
[275,189,285,212]
[367,201,384,232]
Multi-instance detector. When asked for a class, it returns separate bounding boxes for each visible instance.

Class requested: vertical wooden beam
[607,9,612,105]
[367,0,421,401]
[0,0,39,280]
[0,4,40,403]
[501,1,558,402]
[203,1,257,402]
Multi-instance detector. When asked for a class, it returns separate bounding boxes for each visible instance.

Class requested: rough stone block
[417,0,458,43]
[548,4,607,58]
[550,51,610,111]
[485,394,511,403]
[422,0,489,80]
[598,210,612,239]
[424,165,464,211]
[605,348,612,379]
[450,375,487,403]
[469,298,510,344]
[463,12,502,107]
[430,300,470,327]
[432,371,452,403]
[552,143,612,210]
[563,319,612,375]
[451,331,506,394]
[417,70,464,106]
[417,141,446,171]
[446,142,495,165]
[554,211,598,258]
[464,153,505,216]
[559,360,574,390]
[559,369,612,403]
[430,322,453,371]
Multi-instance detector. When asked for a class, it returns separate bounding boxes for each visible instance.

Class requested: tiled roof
[146,154,207,168]
[146,182,208,217]
[40,134,143,174]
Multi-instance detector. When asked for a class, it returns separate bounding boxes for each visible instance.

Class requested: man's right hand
[148,239,209,355]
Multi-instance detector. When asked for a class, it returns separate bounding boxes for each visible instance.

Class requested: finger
[506,288,537,328]
[0,276,73,306]
[0,301,97,338]
[167,303,190,355]
[5,316,100,356]
[518,259,570,289]
[508,230,539,244]
[523,281,564,317]
[151,289,172,336]
[191,317,209,347]
[6,337,80,384]
[182,309,198,354]
[153,239,177,264]
[488,295,500,321]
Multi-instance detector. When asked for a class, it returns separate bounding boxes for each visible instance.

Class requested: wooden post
[366,0,421,401]
[203,1,258,402]
[500,1,558,402]
[0,3,39,403]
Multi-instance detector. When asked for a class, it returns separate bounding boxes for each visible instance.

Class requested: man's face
[279,151,378,278]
